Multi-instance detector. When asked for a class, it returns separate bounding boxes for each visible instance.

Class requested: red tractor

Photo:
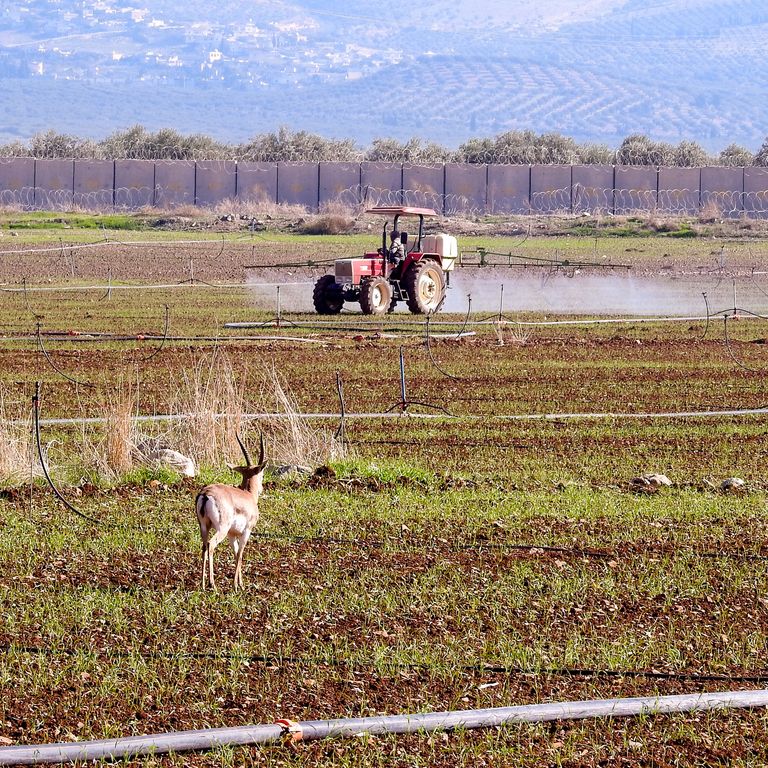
[312,206,457,315]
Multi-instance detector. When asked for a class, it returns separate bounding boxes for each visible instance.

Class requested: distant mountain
[0,0,766,152]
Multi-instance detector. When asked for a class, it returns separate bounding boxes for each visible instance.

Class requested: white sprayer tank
[421,233,457,271]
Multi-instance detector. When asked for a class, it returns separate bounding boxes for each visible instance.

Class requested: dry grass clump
[0,389,32,485]
[156,203,200,217]
[83,384,138,480]
[103,386,137,476]
[68,354,343,480]
[168,349,246,469]
[298,216,355,236]
[167,353,344,471]
[296,201,356,235]
[254,364,346,468]
[698,198,724,223]
[298,214,353,235]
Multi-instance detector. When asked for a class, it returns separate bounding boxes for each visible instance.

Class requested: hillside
[0,0,767,151]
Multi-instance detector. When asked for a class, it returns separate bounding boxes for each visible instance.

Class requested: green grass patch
[3,213,149,230]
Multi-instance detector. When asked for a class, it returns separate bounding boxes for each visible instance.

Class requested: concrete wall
[154,160,196,208]
[531,165,572,213]
[658,167,701,214]
[744,167,768,218]
[196,160,236,207]
[115,159,154,208]
[35,159,74,209]
[614,166,657,213]
[237,162,277,204]
[487,165,530,214]
[701,166,744,217]
[402,164,444,211]
[0,157,34,207]
[572,165,614,213]
[361,162,402,206]
[277,162,318,209]
[6,160,768,218]
[319,162,360,209]
[445,164,486,214]
[74,160,114,208]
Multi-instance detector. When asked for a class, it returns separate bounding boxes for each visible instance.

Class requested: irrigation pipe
[21,404,768,429]
[227,314,726,328]
[3,276,766,328]
[3,690,768,764]
[7,643,768,686]
[425,315,462,380]
[0,281,261,293]
[138,304,170,362]
[3,334,329,346]
[32,383,102,526]
[36,323,96,389]
[0,237,249,257]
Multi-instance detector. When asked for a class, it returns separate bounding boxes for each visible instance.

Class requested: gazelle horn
[258,431,265,467]
[235,432,252,466]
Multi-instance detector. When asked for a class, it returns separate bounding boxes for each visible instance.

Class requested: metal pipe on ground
[2,690,768,765]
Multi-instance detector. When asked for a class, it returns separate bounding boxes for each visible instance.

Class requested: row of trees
[1,126,767,167]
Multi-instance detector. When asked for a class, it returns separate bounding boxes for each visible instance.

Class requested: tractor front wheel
[313,274,344,314]
[403,260,445,314]
[359,276,392,316]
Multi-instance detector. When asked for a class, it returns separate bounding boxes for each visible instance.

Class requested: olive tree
[717,144,754,167]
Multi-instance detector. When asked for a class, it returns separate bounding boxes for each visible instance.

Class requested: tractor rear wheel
[313,274,344,314]
[359,276,392,316]
[403,260,445,314]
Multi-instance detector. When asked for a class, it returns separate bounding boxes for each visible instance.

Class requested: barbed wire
[1,165,768,216]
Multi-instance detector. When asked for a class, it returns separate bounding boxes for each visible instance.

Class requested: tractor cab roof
[365,206,438,217]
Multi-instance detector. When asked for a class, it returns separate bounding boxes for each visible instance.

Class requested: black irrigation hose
[36,305,172,374]
[701,292,710,340]
[333,370,347,445]
[3,643,768,685]
[382,400,454,416]
[32,383,102,526]
[36,322,96,389]
[380,346,456,416]
[248,529,768,563]
[722,314,763,374]
[455,293,473,338]
[424,315,461,380]
[139,304,170,363]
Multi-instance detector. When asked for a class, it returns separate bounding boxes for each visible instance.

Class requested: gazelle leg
[207,529,227,592]
[234,544,245,591]
[234,532,251,591]
[201,541,209,590]
[231,540,242,591]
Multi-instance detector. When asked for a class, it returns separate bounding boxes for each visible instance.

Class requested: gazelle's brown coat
[195,433,267,591]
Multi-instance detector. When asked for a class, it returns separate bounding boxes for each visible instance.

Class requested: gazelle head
[228,431,268,490]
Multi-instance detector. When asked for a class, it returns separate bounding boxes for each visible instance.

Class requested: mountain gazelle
[195,431,268,591]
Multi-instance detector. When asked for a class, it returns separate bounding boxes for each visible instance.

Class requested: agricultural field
[2,212,768,766]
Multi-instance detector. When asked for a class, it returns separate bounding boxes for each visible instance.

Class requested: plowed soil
[3,231,768,766]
